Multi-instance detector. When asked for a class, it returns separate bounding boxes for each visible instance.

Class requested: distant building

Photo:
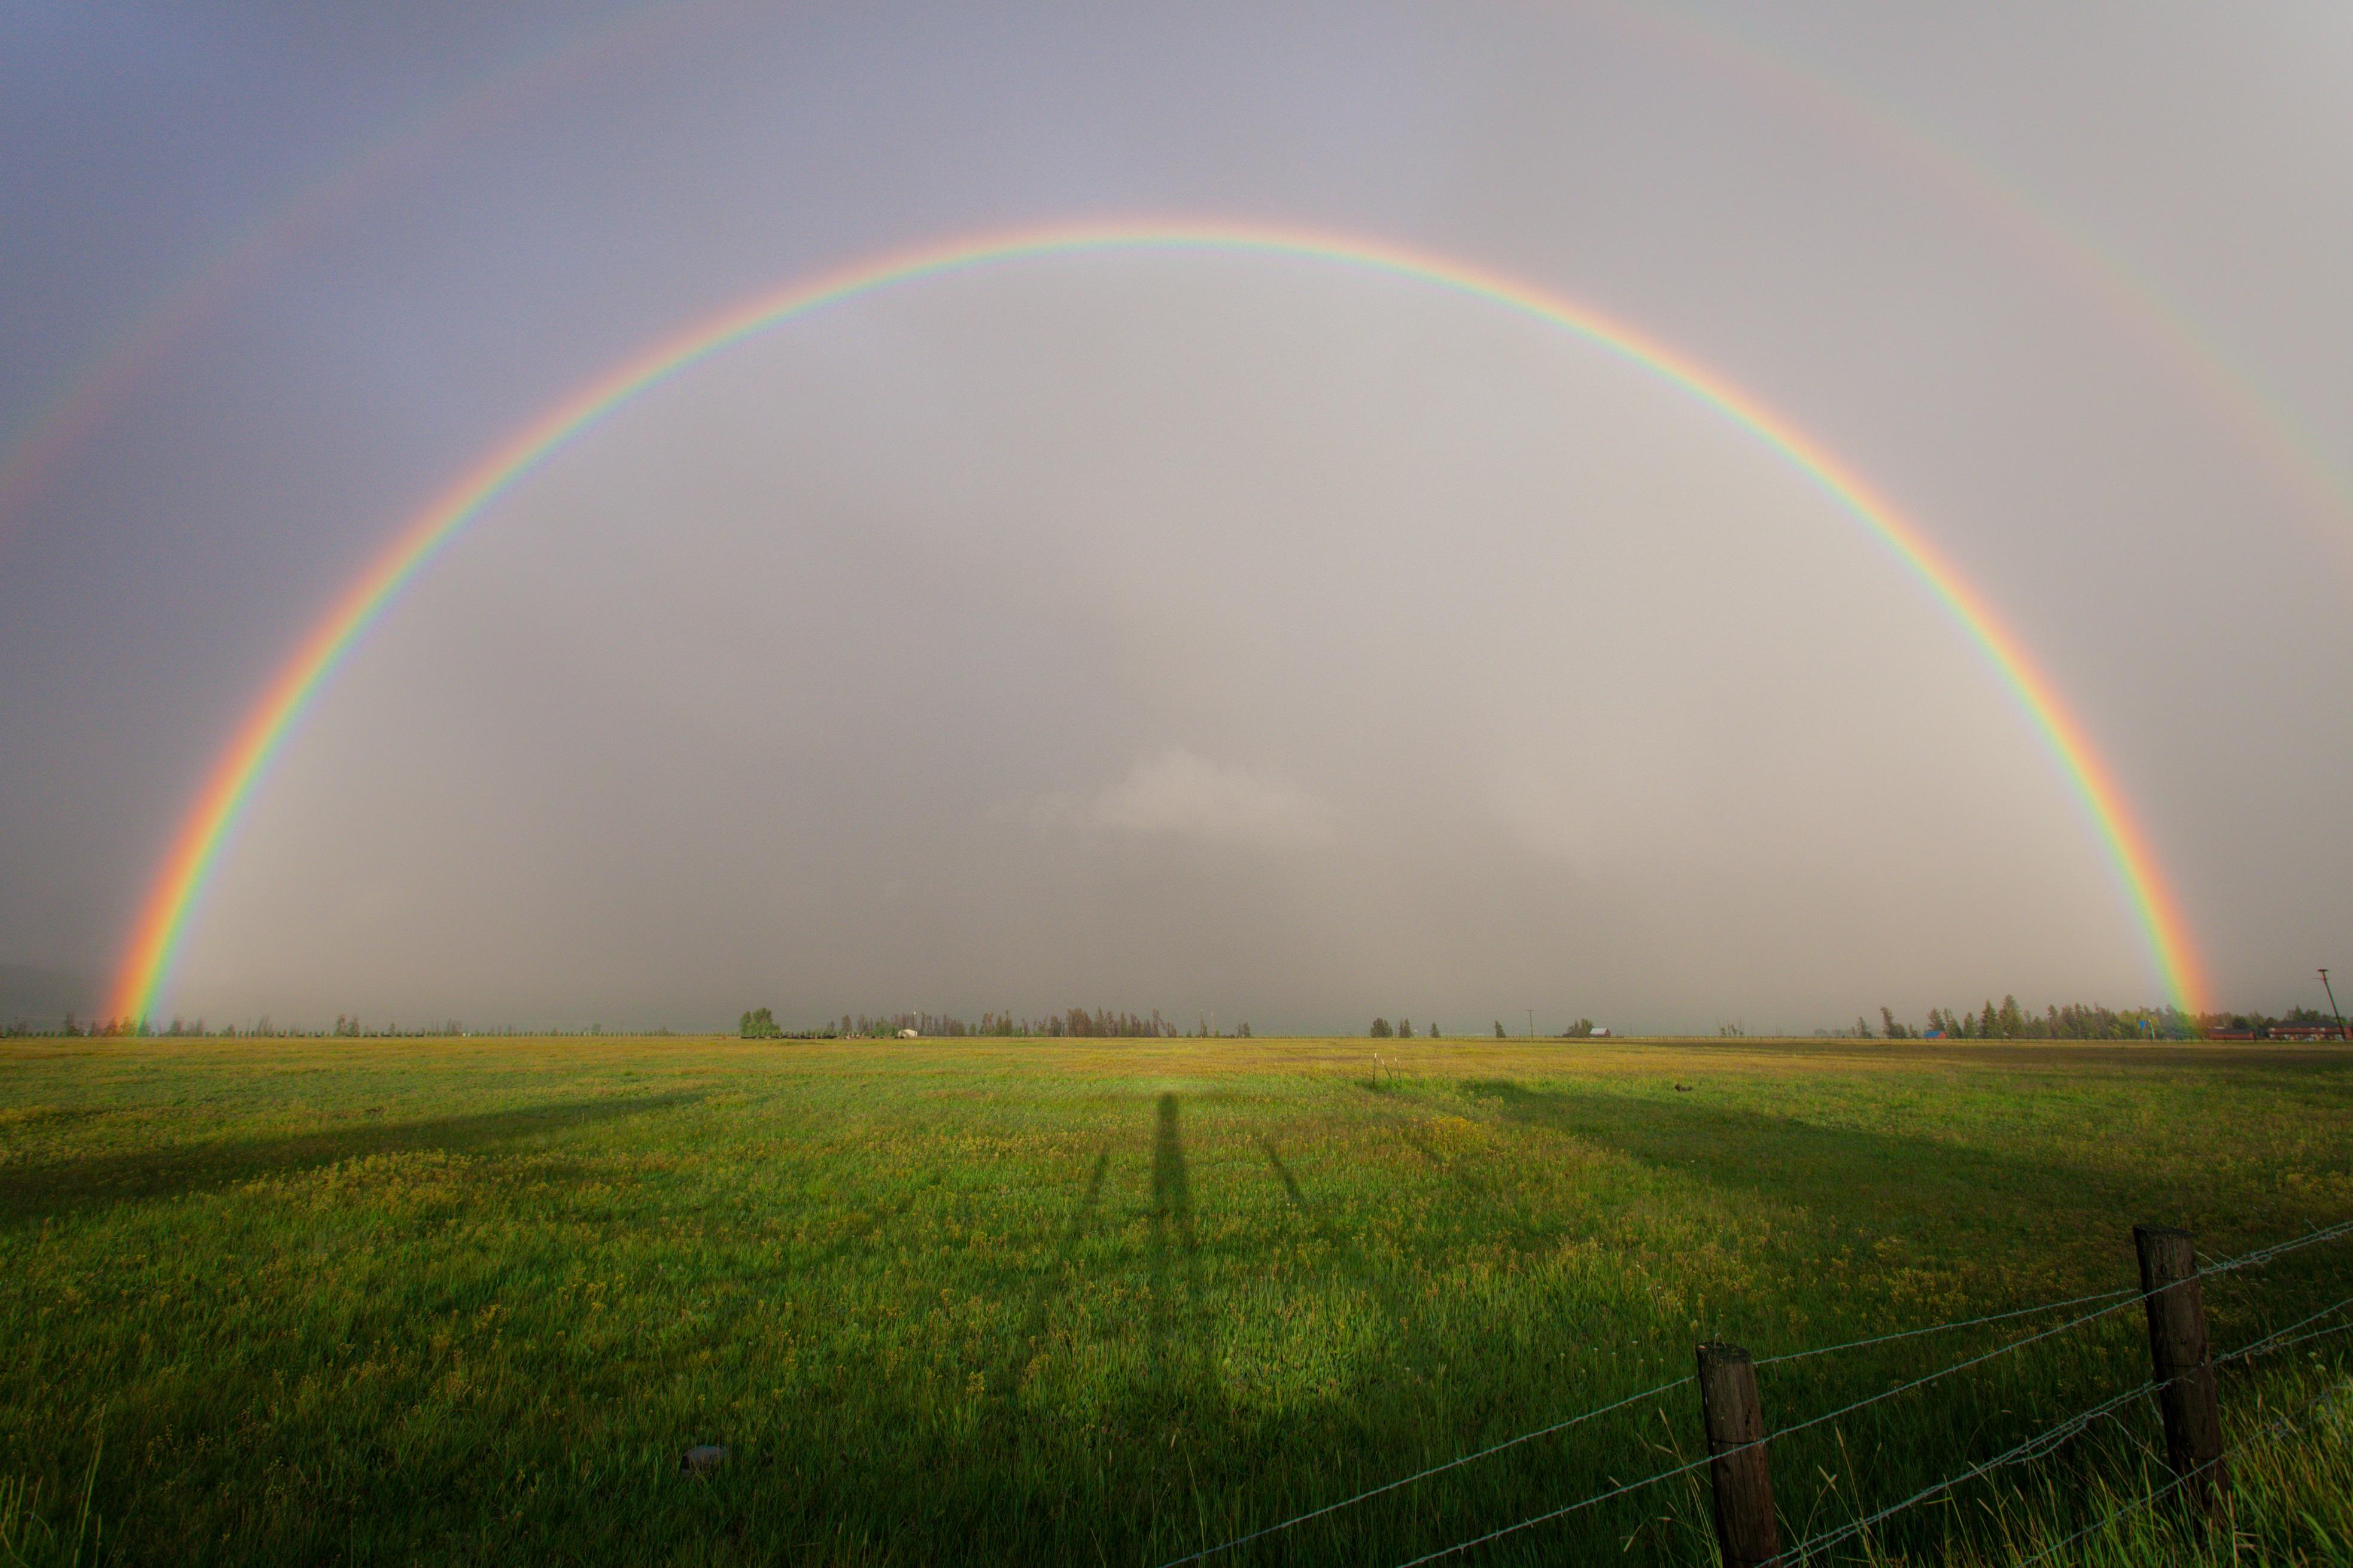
[2206,1028,2257,1041]
[1590,1026,1610,1037]
[2268,1022,2345,1040]
[898,1028,920,1039]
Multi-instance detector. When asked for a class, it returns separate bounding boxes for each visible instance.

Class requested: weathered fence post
[1696,1341,1782,1568]
[2133,1224,2227,1517]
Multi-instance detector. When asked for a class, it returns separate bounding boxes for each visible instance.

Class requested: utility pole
[2322,969,2345,1040]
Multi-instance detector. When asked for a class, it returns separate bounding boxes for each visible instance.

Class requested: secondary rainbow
[107,217,2210,1022]
[0,0,723,549]
[14,12,2348,589]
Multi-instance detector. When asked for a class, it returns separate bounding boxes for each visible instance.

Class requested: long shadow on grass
[0,1091,701,1225]
[1259,1138,1304,1206]
[1460,1078,2139,1242]
[1149,1092,1203,1395]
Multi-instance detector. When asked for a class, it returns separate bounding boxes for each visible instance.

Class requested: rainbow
[106,217,2209,1021]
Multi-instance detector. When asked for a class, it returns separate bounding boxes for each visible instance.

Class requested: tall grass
[1931,1365,2353,1566]
[1,1416,104,1568]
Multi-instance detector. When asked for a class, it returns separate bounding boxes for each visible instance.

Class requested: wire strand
[2218,1292,2353,1366]
[1783,1381,2160,1563]
[2011,1376,2350,1567]
[1385,1447,1717,1568]
[1753,1284,2138,1369]
[2204,1215,2353,1278]
[1150,1375,1692,1567]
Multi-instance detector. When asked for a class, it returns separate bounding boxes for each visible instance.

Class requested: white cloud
[1071,749,1336,850]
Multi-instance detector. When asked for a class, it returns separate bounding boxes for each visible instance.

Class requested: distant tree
[1428,1022,1441,1039]
[1855,1016,1872,1039]
[1398,1018,1414,1039]
[741,1007,780,1039]
[1239,1022,1251,1038]
[1369,1018,1394,1039]
[1881,1006,1910,1040]
[1998,994,2026,1038]
[1494,1020,1506,1038]
[1978,999,1999,1039]
[1562,1018,1595,1038]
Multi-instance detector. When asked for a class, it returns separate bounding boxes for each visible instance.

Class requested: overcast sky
[3,2,2349,1033]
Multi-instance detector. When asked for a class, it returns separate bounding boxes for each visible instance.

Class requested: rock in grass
[680,1445,729,1473]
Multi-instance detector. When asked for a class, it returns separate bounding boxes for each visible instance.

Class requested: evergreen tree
[1398,1018,1414,1039]
[1494,1020,1506,1038]
[1369,1018,1394,1039]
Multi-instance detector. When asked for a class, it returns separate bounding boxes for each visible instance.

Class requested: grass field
[1,1034,2349,1566]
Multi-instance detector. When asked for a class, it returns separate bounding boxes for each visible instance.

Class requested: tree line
[1853,997,2345,1041]
[741,1007,1252,1040]
[14,1015,657,1040]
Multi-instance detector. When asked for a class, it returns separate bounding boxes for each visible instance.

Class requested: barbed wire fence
[1150,1216,2353,1568]
[2008,1374,2351,1567]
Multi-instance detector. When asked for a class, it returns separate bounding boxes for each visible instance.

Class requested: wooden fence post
[1696,1341,1782,1568]
[2133,1224,2227,1517]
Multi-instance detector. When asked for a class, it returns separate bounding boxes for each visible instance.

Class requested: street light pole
[2322,969,2345,1041]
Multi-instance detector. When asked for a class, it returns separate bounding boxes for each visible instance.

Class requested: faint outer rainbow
[107,218,2209,1022]
[1604,1,2353,565]
[0,0,726,549]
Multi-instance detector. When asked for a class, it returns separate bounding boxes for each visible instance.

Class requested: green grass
[1,1034,2348,1565]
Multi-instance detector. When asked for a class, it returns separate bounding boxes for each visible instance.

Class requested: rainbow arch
[106,217,2210,1022]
